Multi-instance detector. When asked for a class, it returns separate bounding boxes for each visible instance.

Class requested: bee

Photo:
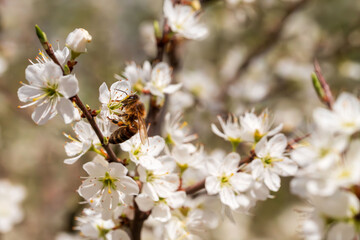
[109,93,148,145]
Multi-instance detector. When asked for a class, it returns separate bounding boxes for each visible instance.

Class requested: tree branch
[38,39,121,164]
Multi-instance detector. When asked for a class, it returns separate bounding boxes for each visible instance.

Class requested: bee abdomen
[109,125,137,144]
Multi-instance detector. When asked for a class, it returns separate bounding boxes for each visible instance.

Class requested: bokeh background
[1,0,360,239]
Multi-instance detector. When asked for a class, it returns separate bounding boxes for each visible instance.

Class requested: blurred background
[1,0,360,239]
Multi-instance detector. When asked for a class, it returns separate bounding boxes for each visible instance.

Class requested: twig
[38,37,121,164]
[70,95,121,163]
[185,179,205,194]
[314,60,334,109]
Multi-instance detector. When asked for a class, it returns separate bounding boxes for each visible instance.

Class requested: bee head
[122,94,139,104]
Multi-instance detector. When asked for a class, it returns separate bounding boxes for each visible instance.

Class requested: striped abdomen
[109,125,138,144]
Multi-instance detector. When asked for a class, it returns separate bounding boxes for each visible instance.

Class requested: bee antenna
[115,89,128,95]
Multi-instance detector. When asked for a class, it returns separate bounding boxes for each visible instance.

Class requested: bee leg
[107,117,125,126]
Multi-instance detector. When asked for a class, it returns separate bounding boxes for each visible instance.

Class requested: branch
[36,32,121,164]
[185,179,205,194]
[70,95,121,163]
[314,60,334,109]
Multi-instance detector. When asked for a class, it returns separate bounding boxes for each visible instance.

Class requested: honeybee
[109,93,148,145]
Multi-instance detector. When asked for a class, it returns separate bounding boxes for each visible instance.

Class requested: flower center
[96,225,110,240]
[99,172,117,194]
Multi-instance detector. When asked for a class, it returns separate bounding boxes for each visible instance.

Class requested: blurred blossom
[0,179,26,233]
[55,232,82,240]
[339,60,360,80]
[139,22,157,57]
[168,91,195,113]
[282,14,321,60]
[179,70,219,103]
[228,58,271,102]
[275,58,313,82]
[220,47,246,80]
[0,55,9,76]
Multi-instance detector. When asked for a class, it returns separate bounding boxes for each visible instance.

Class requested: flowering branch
[35,25,121,164]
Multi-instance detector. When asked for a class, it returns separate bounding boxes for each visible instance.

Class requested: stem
[36,35,121,164]
[71,95,122,163]
[314,60,334,109]
[185,179,205,194]
[130,202,146,240]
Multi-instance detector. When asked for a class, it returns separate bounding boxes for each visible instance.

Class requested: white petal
[152,203,171,222]
[166,191,186,208]
[78,179,102,200]
[251,159,265,180]
[43,62,63,83]
[17,85,42,102]
[116,177,139,195]
[205,176,221,195]
[267,134,287,157]
[230,173,253,192]
[58,74,79,98]
[31,101,56,125]
[211,124,227,140]
[206,157,221,176]
[109,162,128,176]
[112,229,131,240]
[25,64,44,86]
[273,157,298,176]
[163,83,182,94]
[98,82,110,104]
[57,98,77,124]
[220,187,239,210]
[145,136,165,156]
[263,169,281,192]
[135,194,154,211]
[142,183,159,201]
[83,162,106,176]
[64,141,82,157]
[64,153,84,165]
[255,136,267,158]
[222,152,240,173]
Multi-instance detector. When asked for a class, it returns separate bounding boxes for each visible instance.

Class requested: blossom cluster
[14,0,360,239]
[209,110,298,212]
[290,92,360,240]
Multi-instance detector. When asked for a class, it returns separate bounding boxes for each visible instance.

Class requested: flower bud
[65,28,92,54]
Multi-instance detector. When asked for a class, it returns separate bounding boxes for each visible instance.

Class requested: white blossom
[121,61,151,86]
[240,109,283,143]
[98,80,131,120]
[18,61,79,125]
[205,152,253,210]
[135,191,186,222]
[146,62,181,99]
[250,134,297,192]
[211,115,242,144]
[164,0,208,40]
[314,92,360,135]
[66,28,92,53]
[120,134,165,170]
[164,112,198,145]
[78,158,139,212]
[64,120,99,164]
[138,163,179,201]
[0,180,26,233]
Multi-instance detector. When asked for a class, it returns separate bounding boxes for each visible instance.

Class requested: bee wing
[137,114,148,145]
